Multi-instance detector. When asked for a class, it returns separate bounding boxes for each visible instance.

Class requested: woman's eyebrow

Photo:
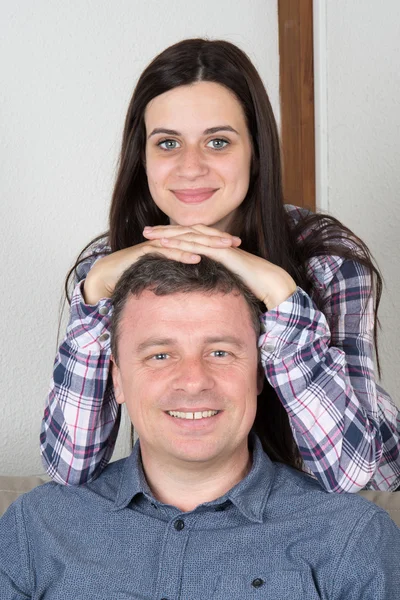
[147,125,239,139]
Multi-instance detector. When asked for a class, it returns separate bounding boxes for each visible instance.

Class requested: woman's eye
[206,138,229,150]
[157,139,180,150]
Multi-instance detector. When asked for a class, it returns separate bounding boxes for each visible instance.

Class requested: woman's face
[144,82,252,232]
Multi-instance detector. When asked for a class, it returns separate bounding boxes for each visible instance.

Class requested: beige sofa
[0,474,399,527]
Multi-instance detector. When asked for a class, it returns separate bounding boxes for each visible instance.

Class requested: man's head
[110,254,263,470]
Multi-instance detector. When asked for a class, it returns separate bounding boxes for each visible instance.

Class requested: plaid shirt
[40,206,400,491]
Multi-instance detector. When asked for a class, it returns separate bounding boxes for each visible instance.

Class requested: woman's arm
[260,255,400,492]
[40,242,120,485]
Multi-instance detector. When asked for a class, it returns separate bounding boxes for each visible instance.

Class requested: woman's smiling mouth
[171,188,218,204]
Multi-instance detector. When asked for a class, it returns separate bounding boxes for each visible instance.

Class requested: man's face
[112,290,261,470]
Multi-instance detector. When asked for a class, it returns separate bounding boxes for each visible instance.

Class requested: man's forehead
[118,289,254,335]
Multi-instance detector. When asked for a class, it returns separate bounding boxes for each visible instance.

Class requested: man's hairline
[112,286,260,365]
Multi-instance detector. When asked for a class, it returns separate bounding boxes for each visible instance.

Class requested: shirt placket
[154,513,197,600]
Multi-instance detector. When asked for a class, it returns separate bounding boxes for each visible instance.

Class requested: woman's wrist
[83,269,110,305]
[261,270,297,311]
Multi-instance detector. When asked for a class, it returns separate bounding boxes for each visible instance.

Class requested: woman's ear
[111,355,125,405]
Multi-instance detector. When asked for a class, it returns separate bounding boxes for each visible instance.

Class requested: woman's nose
[176,146,209,180]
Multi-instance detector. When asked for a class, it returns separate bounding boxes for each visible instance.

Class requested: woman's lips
[171,188,218,204]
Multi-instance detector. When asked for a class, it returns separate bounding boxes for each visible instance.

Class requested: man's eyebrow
[136,338,176,353]
[147,125,239,139]
[203,335,246,349]
[136,335,246,353]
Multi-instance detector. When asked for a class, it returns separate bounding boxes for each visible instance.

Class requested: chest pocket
[212,569,321,600]
[58,568,151,600]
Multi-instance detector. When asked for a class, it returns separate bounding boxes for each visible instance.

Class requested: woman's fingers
[158,233,233,248]
[190,223,241,243]
[140,242,201,263]
[143,225,241,247]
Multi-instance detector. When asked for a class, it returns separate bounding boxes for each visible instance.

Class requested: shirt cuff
[66,281,113,351]
[259,287,331,361]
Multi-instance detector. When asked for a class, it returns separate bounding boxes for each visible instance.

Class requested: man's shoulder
[9,458,127,517]
[270,463,389,524]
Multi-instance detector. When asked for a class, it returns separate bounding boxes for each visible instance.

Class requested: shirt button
[98,333,110,342]
[99,306,110,316]
[251,578,265,588]
[174,519,185,531]
[263,344,274,353]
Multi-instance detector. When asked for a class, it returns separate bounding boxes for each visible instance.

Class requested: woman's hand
[144,224,297,310]
[83,225,241,305]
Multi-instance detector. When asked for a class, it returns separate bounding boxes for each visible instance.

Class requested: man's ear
[257,362,264,395]
[111,355,125,405]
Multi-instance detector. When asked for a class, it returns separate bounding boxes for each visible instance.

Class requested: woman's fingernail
[221,238,231,244]
[143,226,152,232]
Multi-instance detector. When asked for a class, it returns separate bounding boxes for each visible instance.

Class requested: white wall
[1,1,279,475]
[314,0,400,403]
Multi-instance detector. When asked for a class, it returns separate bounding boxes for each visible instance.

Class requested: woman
[40,38,400,491]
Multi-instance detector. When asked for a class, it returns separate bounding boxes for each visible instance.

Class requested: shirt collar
[113,435,276,523]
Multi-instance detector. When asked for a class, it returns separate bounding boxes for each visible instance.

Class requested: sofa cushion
[359,490,400,527]
[0,475,48,517]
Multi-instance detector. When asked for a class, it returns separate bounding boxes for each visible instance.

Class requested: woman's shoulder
[82,235,111,257]
[284,203,362,251]
[284,203,314,225]
[284,204,368,294]
[74,235,111,282]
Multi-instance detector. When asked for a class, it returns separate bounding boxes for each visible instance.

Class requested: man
[1,255,399,599]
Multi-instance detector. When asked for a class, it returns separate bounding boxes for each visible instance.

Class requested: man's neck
[140,447,252,512]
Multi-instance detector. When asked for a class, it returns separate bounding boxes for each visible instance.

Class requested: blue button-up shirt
[1,437,400,599]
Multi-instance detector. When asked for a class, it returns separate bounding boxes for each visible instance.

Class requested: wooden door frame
[278,0,316,211]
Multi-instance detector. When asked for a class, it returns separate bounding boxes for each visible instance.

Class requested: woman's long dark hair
[65,39,382,470]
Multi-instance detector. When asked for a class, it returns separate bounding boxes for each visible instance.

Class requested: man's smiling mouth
[167,410,219,420]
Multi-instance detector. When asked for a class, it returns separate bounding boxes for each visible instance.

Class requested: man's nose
[176,146,209,179]
[172,357,214,395]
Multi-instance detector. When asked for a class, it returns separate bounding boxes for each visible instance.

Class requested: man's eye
[157,139,180,150]
[206,138,229,150]
[211,350,230,358]
[151,353,169,360]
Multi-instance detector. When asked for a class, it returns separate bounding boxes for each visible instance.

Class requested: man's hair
[110,253,261,364]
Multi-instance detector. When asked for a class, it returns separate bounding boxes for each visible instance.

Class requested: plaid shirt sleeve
[260,254,400,492]
[40,241,120,485]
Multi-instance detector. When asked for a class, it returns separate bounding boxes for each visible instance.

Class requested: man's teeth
[167,410,219,420]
